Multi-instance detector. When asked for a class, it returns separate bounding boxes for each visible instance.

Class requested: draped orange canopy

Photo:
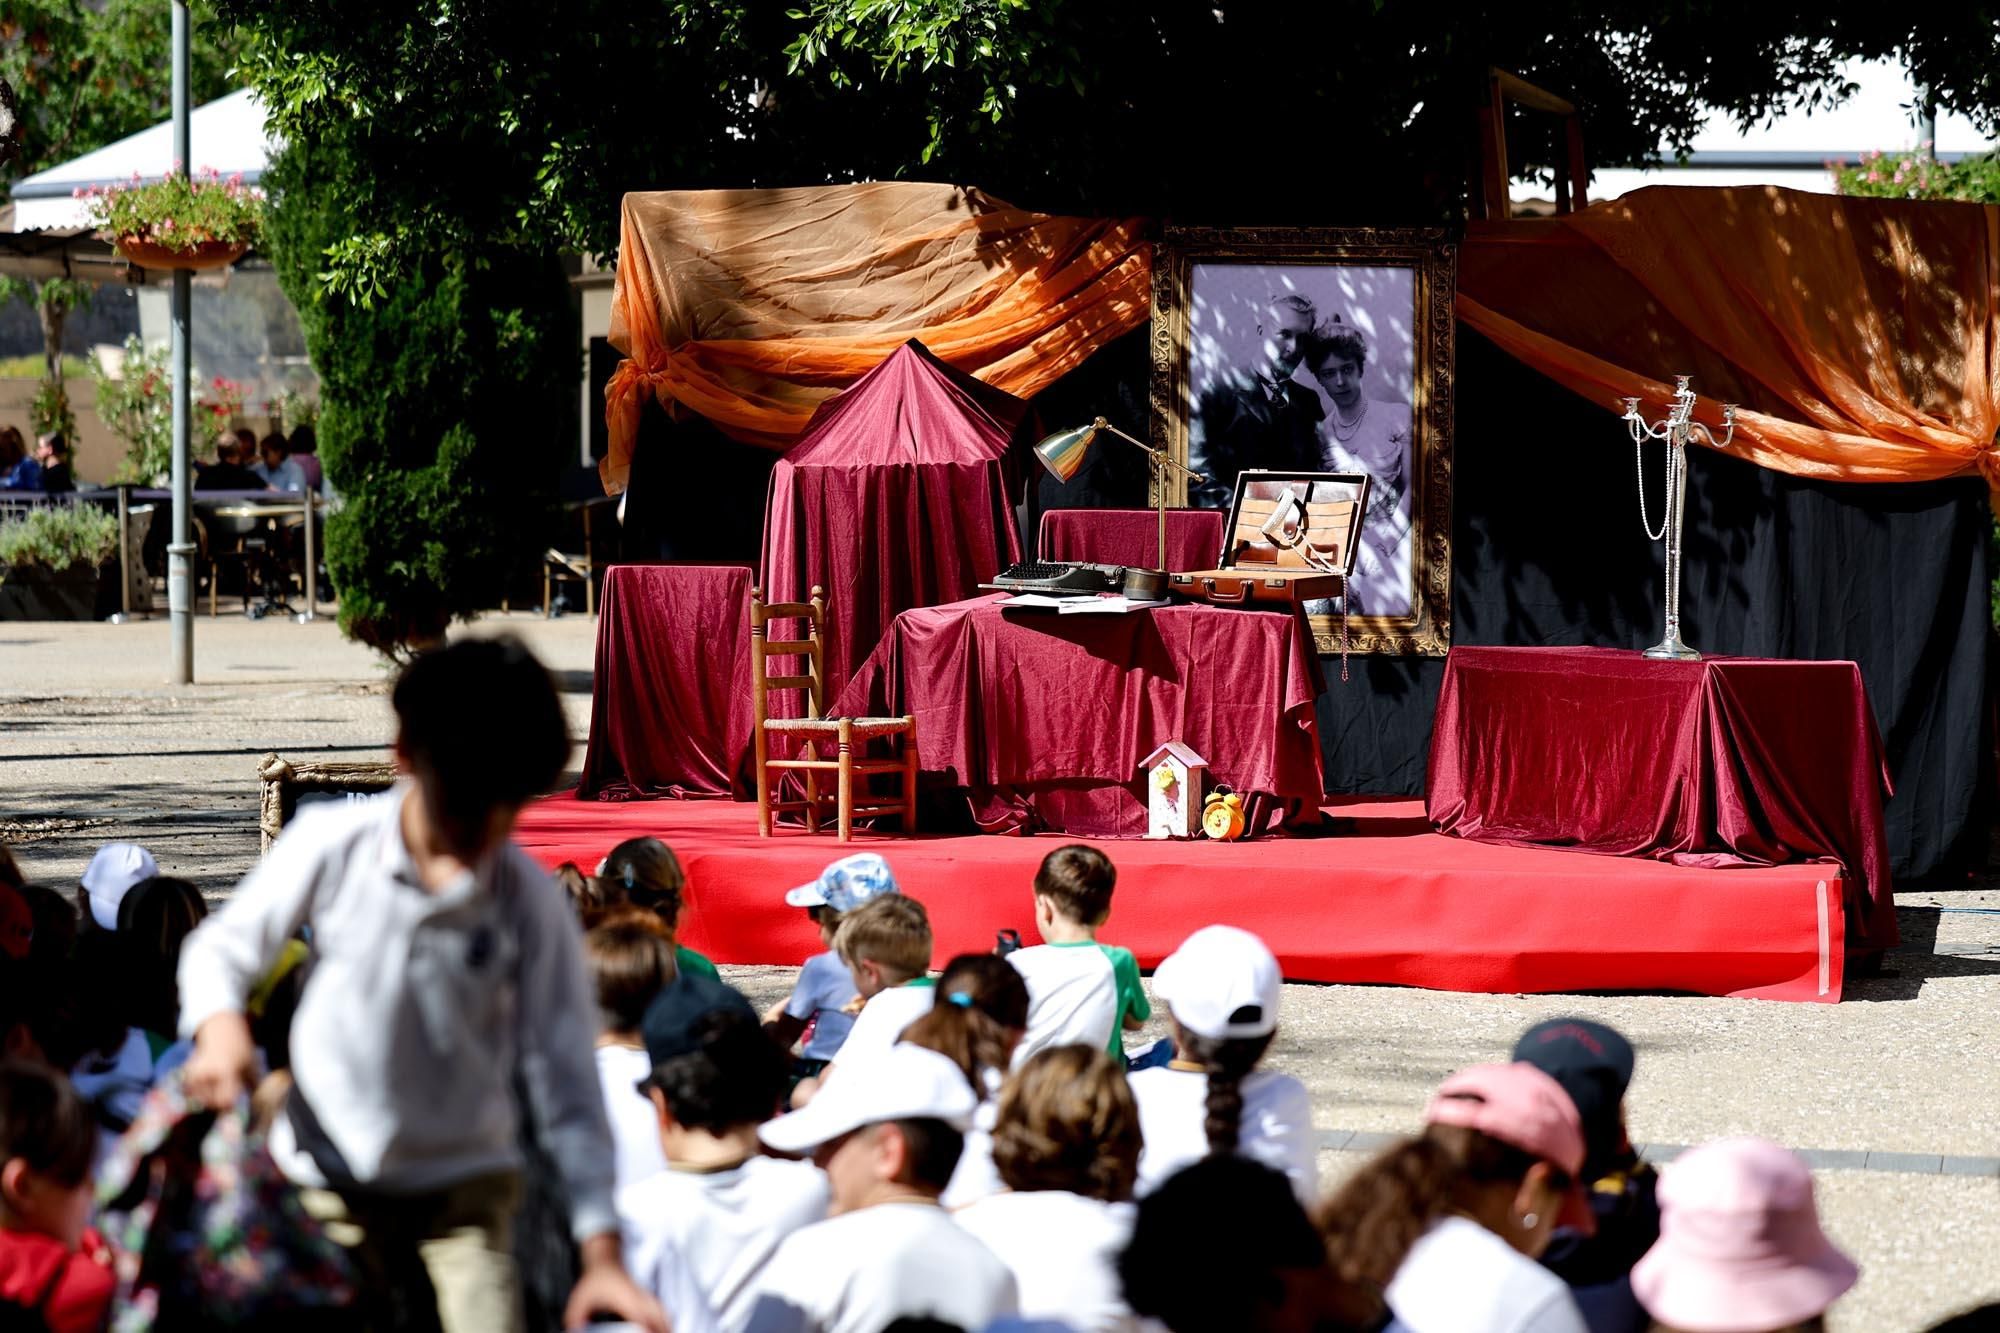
[601,183,1152,493]
[1458,186,2000,492]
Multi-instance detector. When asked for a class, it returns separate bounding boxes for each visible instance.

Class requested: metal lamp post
[166,0,194,683]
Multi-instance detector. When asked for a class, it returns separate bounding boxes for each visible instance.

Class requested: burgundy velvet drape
[836,595,1324,836]
[577,565,754,800]
[1038,508,1228,571]
[760,340,1027,705]
[1427,647,1896,949]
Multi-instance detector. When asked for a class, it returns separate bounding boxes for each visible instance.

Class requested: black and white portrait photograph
[1153,227,1456,654]
[1182,264,1416,616]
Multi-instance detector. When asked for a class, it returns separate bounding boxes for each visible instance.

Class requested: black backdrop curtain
[622,325,1991,884]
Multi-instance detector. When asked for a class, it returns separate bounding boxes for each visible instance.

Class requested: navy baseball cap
[641,970,757,1067]
[1512,1018,1636,1181]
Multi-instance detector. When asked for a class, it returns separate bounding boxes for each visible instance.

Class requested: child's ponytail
[1179,1028,1276,1155]
[899,952,1029,1098]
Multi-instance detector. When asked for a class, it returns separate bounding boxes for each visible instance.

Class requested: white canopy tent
[9,87,270,231]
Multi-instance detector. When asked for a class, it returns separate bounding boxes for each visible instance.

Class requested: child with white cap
[765,854,897,1081]
[742,1043,1019,1333]
[1126,925,1317,1203]
[1630,1137,1857,1333]
[77,842,157,933]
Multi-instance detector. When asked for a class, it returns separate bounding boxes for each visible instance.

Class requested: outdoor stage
[512,794,1846,1003]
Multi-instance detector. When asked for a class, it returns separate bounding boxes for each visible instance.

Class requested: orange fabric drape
[1458,186,2000,491]
[601,183,1152,493]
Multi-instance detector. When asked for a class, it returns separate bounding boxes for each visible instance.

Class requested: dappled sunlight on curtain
[1459,186,2000,491]
[601,183,1151,493]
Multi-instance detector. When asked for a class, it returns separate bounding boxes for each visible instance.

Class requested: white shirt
[1008,944,1117,1064]
[1384,1216,1588,1333]
[1128,1065,1318,1204]
[596,1044,667,1192]
[620,1156,830,1333]
[828,982,934,1073]
[743,1200,1018,1333]
[954,1192,1138,1333]
[177,788,618,1240]
[784,952,859,1060]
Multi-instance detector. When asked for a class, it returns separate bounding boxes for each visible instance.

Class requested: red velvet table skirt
[577,564,755,800]
[1038,507,1229,571]
[1426,645,1897,949]
[834,594,1325,836]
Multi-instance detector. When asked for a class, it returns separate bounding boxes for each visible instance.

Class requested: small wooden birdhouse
[1141,742,1208,839]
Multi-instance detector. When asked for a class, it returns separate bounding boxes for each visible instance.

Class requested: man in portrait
[1188,292,1325,509]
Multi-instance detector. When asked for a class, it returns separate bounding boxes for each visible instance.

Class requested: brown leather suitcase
[1170,469,1369,608]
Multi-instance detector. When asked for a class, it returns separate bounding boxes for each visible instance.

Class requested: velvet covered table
[1037,507,1228,572]
[834,594,1325,836]
[577,564,755,800]
[1426,646,1897,948]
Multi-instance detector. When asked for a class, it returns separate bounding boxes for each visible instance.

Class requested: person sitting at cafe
[254,432,308,494]
[35,433,74,494]
[195,435,263,492]
[0,426,41,491]
[287,423,324,494]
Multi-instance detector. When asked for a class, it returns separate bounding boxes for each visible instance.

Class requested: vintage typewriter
[982,559,1129,595]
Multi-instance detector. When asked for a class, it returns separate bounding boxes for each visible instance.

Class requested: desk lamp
[1033,416,1206,600]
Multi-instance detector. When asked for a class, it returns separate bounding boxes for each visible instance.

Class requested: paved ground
[3,612,1997,1330]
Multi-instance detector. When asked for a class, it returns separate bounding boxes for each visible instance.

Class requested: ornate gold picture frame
[1149,226,1456,655]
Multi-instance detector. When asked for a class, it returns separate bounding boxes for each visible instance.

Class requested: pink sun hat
[1631,1137,1858,1332]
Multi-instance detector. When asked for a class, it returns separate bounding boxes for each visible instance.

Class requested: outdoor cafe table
[1425,645,1897,949]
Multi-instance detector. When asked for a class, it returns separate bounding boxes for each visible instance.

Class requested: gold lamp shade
[1033,421,1099,483]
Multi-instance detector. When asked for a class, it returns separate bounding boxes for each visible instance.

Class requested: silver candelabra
[1621,377,1735,661]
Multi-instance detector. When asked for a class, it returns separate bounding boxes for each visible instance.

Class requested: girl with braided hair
[1127,926,1317,1203]
[598,836,719,981]
[897,952,1029,1208]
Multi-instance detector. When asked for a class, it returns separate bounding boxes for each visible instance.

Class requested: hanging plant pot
[115,236,248,271]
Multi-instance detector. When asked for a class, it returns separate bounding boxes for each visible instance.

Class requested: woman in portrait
[1305,314,1413,616]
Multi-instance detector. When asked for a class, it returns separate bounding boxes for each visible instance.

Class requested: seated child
[0,1060,114,1333]
[1006,845,1149,1065]
[746,1044,1017,1333]
[765,854,901,1078]
[805,893,936,1099]
[955,1046,1143,1333]
[620,973,827,1332]
[586,911,679,1191]
[601,837,718,979]
[1127,925,1317,1204]
[895,953,1028,1209]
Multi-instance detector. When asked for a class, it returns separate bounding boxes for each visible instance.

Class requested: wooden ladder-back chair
[751,585,919,841]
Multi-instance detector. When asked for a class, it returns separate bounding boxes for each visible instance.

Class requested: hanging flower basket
[114,236,248,272]
[77,167,262,272]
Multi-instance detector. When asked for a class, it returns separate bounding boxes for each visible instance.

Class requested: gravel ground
[3,612,1997,1330]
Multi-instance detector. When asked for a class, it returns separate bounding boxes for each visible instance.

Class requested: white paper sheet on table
[997,593,1169,615]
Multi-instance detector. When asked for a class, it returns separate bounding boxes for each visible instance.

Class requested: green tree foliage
[208,1,2000,654]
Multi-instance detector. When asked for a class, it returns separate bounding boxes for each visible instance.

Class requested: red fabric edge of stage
[514,795,1845,1003]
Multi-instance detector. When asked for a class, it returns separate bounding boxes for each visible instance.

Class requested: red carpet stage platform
[514,795,1846,1003]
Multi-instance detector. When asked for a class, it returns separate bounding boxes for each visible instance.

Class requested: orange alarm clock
[1202,787,1246,841]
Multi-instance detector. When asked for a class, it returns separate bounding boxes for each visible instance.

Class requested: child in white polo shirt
[745,1043,1018,1333]
[620,972,828,1333]
[1127,925,1317,1204]
[1006,845,1149,1066]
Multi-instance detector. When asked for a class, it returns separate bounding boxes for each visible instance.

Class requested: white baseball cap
[759,1044,976,1155]
[1152,924,1283,1040]
[784,853,900,912]
[80,842,158,931]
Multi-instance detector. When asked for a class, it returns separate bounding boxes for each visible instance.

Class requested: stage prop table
[577,564,755,800]
[1427,646,1896,949]
[1038,507,1227,572]
[835,593,1324,836]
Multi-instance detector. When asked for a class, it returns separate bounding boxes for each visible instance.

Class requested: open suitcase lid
[1215,469,1372,578]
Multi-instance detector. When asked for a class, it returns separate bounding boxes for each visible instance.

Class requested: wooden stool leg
[901,717,918,833]
[837,719,855,843]
[754,723,773,837]
[804,741,821,834]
